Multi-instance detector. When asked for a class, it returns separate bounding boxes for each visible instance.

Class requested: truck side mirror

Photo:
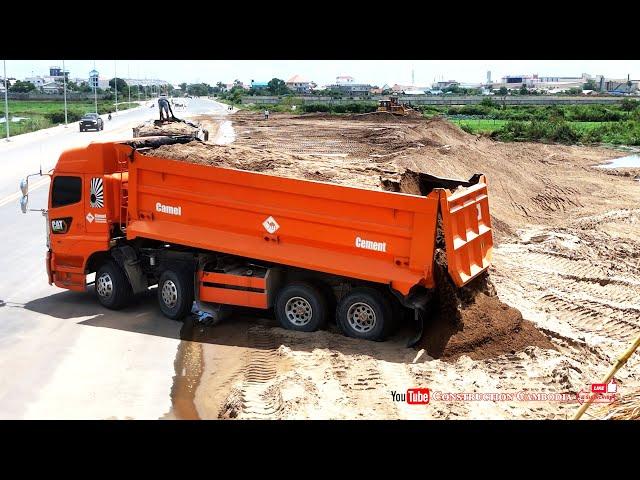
[20,195,28,214]
[20,178,28,196]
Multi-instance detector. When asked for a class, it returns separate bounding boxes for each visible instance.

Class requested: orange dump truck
[21,138,493,343]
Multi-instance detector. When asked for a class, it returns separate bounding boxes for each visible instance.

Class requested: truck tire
[275,282,327,332]
[95,260,132,310]
[336,287,392,341]
[157,268,194,321]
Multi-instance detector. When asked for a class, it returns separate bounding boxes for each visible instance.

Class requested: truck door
[83,174,109,238]
[48,174,86,289]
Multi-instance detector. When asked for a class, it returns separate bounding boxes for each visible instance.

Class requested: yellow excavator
[376,96,419,116]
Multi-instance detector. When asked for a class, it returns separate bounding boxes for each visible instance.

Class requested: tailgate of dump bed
[438,175,493,287]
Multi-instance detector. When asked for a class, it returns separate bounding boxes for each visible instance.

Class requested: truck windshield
[52,176,82,207]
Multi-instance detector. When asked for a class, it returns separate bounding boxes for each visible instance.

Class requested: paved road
[0,98,229,419]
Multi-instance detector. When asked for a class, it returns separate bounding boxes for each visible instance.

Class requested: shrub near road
[0,100,139,137]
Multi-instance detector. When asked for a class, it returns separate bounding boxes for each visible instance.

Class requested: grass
[450,118,618,135]
[0,100,140,137]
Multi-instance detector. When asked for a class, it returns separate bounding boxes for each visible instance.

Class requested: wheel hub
[96,273,113,298]
[161,280,178,308]
[285,297,313,326]
[347,302,376,333]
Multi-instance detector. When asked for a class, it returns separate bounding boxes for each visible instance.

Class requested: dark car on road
[79,113,104,132]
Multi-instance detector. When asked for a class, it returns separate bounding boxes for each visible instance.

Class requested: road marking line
[0,177,50,208]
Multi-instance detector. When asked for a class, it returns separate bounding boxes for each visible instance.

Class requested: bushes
[583,121,640,145]
[491,118,640,145]
[45,111,83,123]
[301,102,377,114]
[491,120,581,144]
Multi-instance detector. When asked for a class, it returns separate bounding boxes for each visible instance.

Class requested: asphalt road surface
[0,98,228,419]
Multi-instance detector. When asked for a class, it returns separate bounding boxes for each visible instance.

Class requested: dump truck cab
[24,138,493,344]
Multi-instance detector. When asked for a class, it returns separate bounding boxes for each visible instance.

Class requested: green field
[0,100,140,137]
[450,118,616,135]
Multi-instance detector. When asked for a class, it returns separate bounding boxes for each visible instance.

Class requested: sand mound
[134,120,202,138]
[418,249,555,360]
[146,141,392,191]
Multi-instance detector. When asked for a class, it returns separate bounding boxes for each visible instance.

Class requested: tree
[179,82,187,92]
[583,79,597,90]
[498,86,508,96]
[187,83,212,97]
[267,78,289,96]
[109,77,128,94]
[9,80,37,93]
[519,84,528,95]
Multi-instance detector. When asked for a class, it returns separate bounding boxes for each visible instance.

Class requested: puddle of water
[598,154,640,169]
[163,318,204,420]
[0,116,29,123]
[214,121,235,145]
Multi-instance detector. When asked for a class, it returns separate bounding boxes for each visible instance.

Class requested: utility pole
[3,60,9,141]
[114,60,118,114]
[128,63,131,105]
[62,59,68,126]
[93,61,98,115]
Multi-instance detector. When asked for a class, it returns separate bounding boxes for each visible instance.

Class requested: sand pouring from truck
[19,137,492,346]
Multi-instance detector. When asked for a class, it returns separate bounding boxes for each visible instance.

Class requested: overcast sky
[4,60,639,86]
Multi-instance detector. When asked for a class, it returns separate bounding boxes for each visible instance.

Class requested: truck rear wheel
[275,282,327,332]
[157,268,194,321]
[336,287,392,341]
[95,260,132,310]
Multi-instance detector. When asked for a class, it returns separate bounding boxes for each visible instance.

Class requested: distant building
[250,80,270,89]
[336,75,354,85]
[121,78,169,88]
[432,80,459,90]
[603,78,639,94]
[391,84,412,93]
[286,75,312,93]
[370,87,384,95]
[41,81,62,94]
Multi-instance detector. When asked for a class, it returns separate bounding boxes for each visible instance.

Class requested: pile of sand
[146,141,399,191]
[418,249,555,360]
[134,120,202,138]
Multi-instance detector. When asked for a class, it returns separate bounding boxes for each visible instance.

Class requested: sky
[3,60,640,87]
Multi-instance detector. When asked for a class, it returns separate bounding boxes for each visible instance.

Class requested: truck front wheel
[95,260,132,310]
[275,282,327,332]
[157,268,194,320]
[336,287,392,341]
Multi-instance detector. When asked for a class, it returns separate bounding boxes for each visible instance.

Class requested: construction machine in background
[376,96,419,116]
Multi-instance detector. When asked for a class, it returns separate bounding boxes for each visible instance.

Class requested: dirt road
[170,109,640,420]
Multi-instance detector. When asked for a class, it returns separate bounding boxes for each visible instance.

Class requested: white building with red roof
[286,75,313,93]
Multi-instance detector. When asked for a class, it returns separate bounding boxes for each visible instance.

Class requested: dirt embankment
[227,112,637,239]
[156,110,639,420]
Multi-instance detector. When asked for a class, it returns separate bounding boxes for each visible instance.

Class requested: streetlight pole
[114,60,118,114]
[62,59,68,126]
[3,60,9,141]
